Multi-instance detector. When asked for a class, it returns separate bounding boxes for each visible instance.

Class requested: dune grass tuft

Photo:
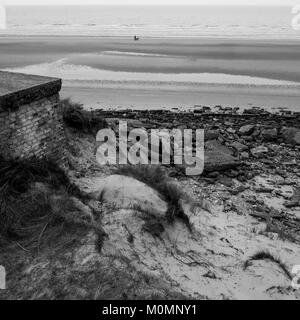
[0,156,102,250]
[114,164,194,230]
[61,98,106,134]
[243,250,292,280]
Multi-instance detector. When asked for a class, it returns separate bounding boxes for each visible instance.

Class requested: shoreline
[61,83,300,112]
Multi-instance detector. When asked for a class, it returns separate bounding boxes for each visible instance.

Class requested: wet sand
[1,36,300,110]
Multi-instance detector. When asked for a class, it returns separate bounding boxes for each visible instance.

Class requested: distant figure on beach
[134,35,139,41]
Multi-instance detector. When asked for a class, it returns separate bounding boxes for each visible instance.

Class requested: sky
[2,0,300,6]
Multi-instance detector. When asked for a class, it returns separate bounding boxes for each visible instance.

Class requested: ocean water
[1,5,300,39]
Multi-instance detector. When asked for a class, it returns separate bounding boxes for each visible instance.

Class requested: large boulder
[204,140,239,172]
[176,139,238,174]
[281,127,300,145]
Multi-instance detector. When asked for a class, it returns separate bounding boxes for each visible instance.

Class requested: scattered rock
[203,271,218,279]
[229,141,248,152]
[230,185,249,195]
[281,127,300,145]
[243,136,253,142]
[261,128,278,141]
[240,152,250,159]
[254,186,273,193]
[204,130,219,141]
[206,139,234,155]
[227,128,236,134]
[126,119,147,129]
[251,146,269,157]
[284,200,300,208]
[219,176,234,187]
[243,108,267,115]
[239,124,255,135]
[207,171,220,178]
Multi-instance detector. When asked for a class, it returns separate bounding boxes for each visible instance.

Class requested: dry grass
[61,98,106,134]
[244,250,292,280]
[0,156,66,235]
[0,156,104,251]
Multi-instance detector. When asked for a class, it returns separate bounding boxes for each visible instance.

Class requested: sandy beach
[1,36,300,110]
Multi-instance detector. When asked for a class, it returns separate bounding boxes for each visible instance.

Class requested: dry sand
[61,84,300,111]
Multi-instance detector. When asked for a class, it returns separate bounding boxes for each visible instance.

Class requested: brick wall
[0,93,66,162]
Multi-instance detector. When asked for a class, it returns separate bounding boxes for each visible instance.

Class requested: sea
[1,5,300,39]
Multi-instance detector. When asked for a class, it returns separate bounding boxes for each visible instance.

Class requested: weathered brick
[0,93,66,163]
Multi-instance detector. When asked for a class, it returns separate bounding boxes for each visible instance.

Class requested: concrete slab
[0,71,62,110]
